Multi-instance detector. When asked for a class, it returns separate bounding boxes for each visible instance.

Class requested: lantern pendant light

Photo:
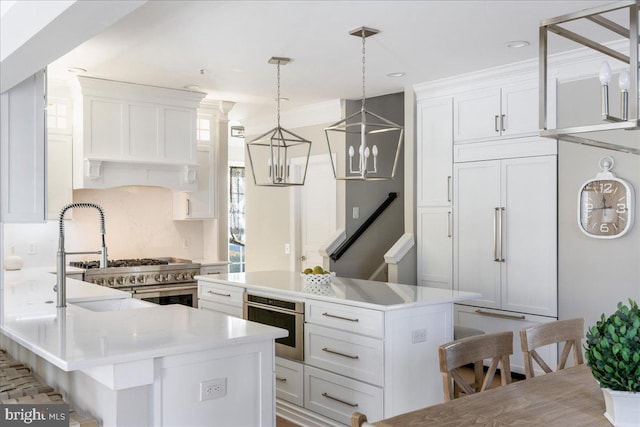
[324,27,404,181]
[246,57,312,187]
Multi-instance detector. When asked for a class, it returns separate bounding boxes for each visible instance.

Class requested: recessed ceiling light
[506,40,530,49]
[67,67,87,74]
[183,84,200,90]
[387,72,406,77]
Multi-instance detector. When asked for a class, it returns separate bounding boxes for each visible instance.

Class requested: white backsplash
[4,186,213,268]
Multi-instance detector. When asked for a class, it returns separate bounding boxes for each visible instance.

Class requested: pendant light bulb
[619,69,630,91]
[599,61,611,85]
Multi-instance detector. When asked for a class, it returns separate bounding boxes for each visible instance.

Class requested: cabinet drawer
[305,300,384,338]
[455,304,558,375]
[305,324,383,386]
[200,264,228,275]
[198,299,242,318]
[275,357,303,407]
[198,281,243,306]
[304,365,383,425]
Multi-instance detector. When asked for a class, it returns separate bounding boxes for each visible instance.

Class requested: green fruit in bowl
[303,268,313,274]
[312,266,324,274]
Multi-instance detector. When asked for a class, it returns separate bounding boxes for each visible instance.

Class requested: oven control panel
[84,268,200,288]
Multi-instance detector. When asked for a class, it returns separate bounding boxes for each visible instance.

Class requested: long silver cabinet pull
[498,207,505,262]
[186,198,191,216]
[207,290,231,297]
[321,392,358,408]
[447,176,452,202]
[322,312,359,322]
[447,211,452,238]
[275,377,287,383]
[501,114,506,132]
[493,208,500,262]
[475,309,525,320]
[322,347,359,360]
[494,115,499,132]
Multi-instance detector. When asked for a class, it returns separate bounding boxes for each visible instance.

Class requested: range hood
[539,1,639,155]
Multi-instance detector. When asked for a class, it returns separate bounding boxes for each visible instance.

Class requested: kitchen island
[196,271,480,426]
[1,268,287,426]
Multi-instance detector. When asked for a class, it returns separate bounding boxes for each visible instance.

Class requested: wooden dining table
[373,364,609,426]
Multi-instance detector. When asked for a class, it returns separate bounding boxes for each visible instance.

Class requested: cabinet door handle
[186,198,191,216]
[475,309,525,320]
[493,208,500,262]
[322,312,359,322]
[207,290,231,297]
[498,207,505,262]
[321,392,359,408]
[447,211,452,238]
[276,376,287,383]
[322,347,359,360]
[447,176,452,202]
[494,115,500,132]
[501,114,506,132]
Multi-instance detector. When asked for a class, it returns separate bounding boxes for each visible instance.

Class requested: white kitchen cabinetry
[416,96,453,290]
[199,263,228,276]
[46,133,72,220]
[455,305,557,375]
[275,357,304,407]
[173,145,215,219]
[453,155,557,318]
[71,76,206,190]
[453,80,538,143]
[197,281,243,318]
[1,70,46,223]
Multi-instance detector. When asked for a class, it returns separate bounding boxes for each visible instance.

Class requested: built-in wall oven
[243,293,304,361]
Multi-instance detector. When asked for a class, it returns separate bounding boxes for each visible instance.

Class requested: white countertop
[1,268,287,371]
[196,271,480,310]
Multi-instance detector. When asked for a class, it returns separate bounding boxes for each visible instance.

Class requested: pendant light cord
[276,61,281,128]
[361,29,366,111]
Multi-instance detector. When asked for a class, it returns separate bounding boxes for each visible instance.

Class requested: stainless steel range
[72,257,201,308]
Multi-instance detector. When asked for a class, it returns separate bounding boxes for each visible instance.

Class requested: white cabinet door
[500,156,557,317]
[46,133,73,219]
[453,89,501,143]
[417,97,452,206]
[453,161,501,309]
[1,70,46,223]
[501,81,538,139]
[129,103,160,159]
[173,145,215,219]
[164,107,194,163]
[417,207,452,289]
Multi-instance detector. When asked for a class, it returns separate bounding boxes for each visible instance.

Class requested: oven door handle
[133,285,197,295]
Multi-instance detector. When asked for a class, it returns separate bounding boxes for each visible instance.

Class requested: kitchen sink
[71,298,156,312]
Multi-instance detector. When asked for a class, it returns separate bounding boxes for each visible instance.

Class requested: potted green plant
[585,299,640,427]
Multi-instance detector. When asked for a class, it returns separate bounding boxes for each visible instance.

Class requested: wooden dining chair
[350,411,374,427]
[438,331,513,401]
[519,318,584,379]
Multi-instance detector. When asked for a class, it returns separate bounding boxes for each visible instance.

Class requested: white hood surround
[71,76,207,191]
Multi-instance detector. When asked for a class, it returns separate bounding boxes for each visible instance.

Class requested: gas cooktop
[70,257,190,269]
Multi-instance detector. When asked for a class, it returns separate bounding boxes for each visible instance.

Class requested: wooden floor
[274,367,520,427]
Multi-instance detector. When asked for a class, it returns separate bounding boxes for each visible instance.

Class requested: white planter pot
[602,388,640,427]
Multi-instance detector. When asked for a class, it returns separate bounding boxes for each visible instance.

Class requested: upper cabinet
[71,77,206,190]
[1,70,46,223]
[453,79,538,143]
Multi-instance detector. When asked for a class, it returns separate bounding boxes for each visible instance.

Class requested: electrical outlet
[412,328,427,343]
[284,243,290,254]
[200,378,226,401]
[182,238,190,249]
[352,207,359,219]
[28,242,37,255]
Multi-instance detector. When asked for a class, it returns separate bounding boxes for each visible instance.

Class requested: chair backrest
[438,331,513,401]
[519,318,584,379]
[350,412,375,427]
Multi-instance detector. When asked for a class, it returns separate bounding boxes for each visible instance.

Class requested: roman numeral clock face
[579,179,633,238]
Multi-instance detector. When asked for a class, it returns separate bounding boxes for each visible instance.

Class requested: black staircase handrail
[330,192,398,261]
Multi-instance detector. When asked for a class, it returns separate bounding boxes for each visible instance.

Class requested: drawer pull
[207,290,231,297]
[275,376,287,383]
[322,347,359,360]
[321,392,358,408]
[322,312,359,322]
[475,309,525,320]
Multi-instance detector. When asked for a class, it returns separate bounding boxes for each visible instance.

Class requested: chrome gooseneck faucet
[56,203,108,308]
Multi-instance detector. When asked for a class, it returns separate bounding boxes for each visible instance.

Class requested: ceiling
[46,0,623,123]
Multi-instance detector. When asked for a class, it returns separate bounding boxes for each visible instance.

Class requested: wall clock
[578,156,635,239]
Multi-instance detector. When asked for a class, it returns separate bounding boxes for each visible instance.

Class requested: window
[229,167,245,272]
[197,117,211,142]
